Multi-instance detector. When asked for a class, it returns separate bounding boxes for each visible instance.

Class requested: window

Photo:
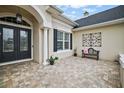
[56,31,70,51]
[3,28,14,52]
[20,30,28,51]
[57,31,63,50]
[64,33,69,49]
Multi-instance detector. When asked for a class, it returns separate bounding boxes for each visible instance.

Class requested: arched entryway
[0,16,32,62]
[0,5,46,65]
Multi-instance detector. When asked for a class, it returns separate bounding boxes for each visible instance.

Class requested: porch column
[43,27,49,65]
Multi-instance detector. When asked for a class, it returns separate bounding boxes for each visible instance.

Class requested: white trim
[52,15,78,27]
[48,5,64,14]
[0,58,33,67]
[52,18,73,32]
[0,21,32,29]
[31,25,33,61]
[73,18,124,31]
[59,14,79,26]
[43,27,49,65]
[56,49,71,53]
[47,6,78,27]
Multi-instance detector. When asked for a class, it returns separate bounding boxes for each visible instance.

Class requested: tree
[83,11,89,16]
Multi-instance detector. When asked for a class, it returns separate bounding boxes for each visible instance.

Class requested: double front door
[0,24,31,63]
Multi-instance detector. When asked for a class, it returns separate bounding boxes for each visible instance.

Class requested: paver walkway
[0,57,120,88]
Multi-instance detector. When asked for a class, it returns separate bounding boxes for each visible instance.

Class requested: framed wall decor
[82,32,102,47]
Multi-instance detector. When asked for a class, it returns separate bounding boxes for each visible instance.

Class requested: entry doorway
[0,24,31,63]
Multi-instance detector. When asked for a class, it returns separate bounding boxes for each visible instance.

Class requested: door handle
[0,32,1,36]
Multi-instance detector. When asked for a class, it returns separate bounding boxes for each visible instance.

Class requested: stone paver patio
[0,57,121,88]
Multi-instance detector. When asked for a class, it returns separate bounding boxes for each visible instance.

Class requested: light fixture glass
[16,7,22,23]
[16,13,22,23]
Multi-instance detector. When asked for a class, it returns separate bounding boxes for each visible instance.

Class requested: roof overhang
[46,5,78,27]
[52,14,78,27]
[46,5,64,15]
[73,18,124,31]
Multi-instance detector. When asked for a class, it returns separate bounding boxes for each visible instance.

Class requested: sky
[56,5,118,21]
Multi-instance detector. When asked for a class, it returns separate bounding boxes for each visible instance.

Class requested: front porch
[0,57,120,88]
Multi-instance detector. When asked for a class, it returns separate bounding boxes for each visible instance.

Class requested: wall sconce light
[16,7,22,23]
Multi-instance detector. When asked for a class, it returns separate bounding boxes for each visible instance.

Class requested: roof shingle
[75,6,124,28]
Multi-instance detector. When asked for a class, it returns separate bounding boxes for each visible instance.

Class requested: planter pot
[50,61,54,65]
[74,53,77,56]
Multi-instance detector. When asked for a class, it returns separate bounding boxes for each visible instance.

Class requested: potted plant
[74,49,77,56]
[48,56,59,65]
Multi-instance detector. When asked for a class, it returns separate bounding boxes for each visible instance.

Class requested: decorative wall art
[82,32,102,47]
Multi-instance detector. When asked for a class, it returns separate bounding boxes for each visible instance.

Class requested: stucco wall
[33,22,43,63]
[48,18,73,59]
[36,5,53,28]
[73,23,124,61]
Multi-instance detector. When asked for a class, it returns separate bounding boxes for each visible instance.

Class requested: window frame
[64,32,70,50]
[56,30,71,52]
[57,31,64,51]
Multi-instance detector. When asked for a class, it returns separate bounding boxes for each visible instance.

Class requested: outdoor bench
[82,48,100,60]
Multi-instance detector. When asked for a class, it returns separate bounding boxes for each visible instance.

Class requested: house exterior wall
[73,23,124,61]
[19,5,53,28]
[0,5,75,65]
[48,18,73,59]
[33,22,42,63]
[36,5,53,28]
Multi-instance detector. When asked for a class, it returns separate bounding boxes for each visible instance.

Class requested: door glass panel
[3,28,14,52]
[20,30,28,51]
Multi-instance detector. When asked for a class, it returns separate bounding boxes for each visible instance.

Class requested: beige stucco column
[43,27,49,65]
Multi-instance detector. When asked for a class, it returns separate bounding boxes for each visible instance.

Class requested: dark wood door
[18,28,31,60]
[0,25,2,62]
[0,24,31,63]
[0,24,17,62]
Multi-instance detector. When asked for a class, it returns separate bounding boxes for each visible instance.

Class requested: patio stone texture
[0,57,121,88]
